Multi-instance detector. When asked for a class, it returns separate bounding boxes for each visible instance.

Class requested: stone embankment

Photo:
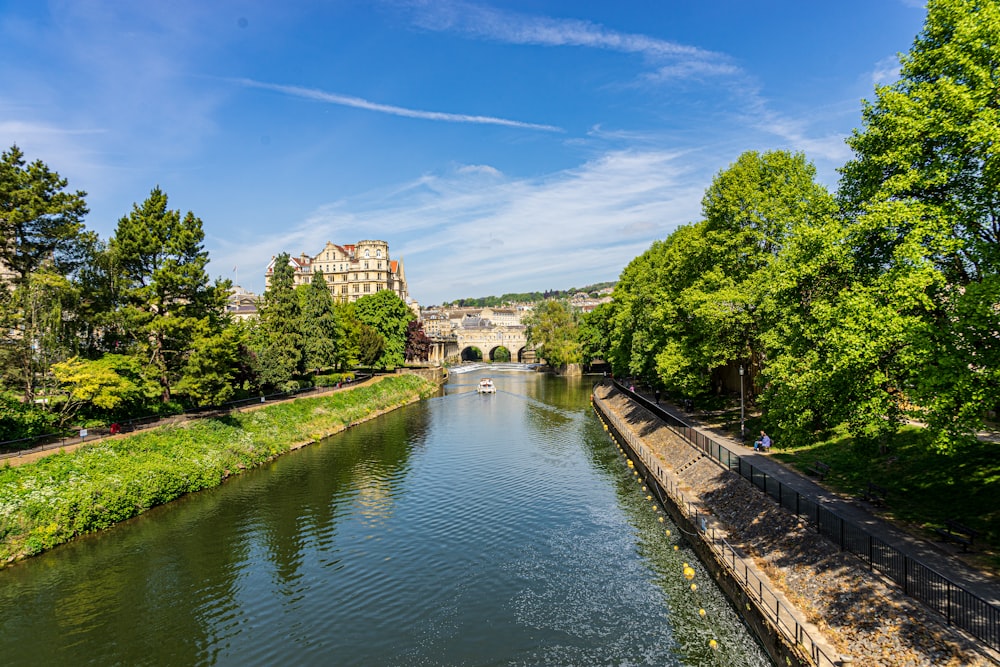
[593,383,992,667]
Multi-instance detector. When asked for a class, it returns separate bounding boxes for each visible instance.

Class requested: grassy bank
[769,425,1000,571]
[0,374,437,565]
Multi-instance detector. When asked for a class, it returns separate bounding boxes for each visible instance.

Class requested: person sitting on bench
[753,430,771,452]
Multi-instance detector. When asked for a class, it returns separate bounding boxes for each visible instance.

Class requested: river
[0,367,770,666]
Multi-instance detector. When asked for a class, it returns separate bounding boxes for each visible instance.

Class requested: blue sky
[1,0,927,305]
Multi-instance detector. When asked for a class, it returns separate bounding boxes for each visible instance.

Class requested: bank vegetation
[0,374,436,566]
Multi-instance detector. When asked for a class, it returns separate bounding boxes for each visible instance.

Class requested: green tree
[109,187,228,403]
[578,302,614,364]
[0,146,90,401]
[838,0,1000,449]
[0,145,89,288]
[174,325,242,407]
[690,151,836,383]
[358,324,385,368]
[51,354,155,422]
[524,300,582,367]
[0,269,81,401]
[332,302,361,371]
[299,270,339,371]
[354,290,414,369]
[253,253,304,389]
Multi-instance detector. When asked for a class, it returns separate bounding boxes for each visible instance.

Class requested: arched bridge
[428,326,535,364]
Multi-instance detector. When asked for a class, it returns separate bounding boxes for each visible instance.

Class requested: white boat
[477,378,496,394]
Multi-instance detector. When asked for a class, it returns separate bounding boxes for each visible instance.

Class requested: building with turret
[265,240,410,305]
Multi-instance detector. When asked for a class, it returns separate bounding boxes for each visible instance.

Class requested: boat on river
[477,378,496,394]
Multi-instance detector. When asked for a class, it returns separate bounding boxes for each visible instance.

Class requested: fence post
[946,581,952,625]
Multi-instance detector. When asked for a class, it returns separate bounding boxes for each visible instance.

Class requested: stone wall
[592,383,991,667]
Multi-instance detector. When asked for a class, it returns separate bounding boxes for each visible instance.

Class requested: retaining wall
[592,386,846,667]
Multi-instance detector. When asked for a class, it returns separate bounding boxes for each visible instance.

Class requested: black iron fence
[608,379,1000,653]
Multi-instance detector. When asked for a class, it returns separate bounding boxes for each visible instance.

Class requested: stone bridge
[428,326,535,364]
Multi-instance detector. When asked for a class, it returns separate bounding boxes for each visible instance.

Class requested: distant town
[228,238,615,327]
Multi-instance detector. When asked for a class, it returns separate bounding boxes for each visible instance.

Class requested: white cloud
[457,164,503,176]
[235,79,563,132]
[403,0,737,80]
[209,149,708,302]
[871,54,902,87]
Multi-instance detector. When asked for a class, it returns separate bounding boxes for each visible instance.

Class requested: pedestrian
[654,389,661,404]
[753,430,772,452]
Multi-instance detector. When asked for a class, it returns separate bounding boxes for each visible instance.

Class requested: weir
[591,385,844,667]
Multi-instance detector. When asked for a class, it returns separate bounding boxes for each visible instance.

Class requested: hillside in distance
[438,281,616,308]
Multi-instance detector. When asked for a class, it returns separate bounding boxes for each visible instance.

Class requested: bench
[863,481,889,506]
[934,519,979,552]
[807,460,830,481]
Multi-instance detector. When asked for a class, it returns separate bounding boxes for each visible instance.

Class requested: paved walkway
[625,386,1000,608]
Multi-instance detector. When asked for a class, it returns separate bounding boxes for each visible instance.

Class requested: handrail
[607,379,1000,652]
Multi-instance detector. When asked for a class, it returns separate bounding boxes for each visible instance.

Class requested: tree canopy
[354,290,414,369]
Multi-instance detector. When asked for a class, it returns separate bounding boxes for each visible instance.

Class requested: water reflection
[0,370,768,666]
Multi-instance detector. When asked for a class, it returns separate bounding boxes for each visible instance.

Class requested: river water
[0,368,770,666]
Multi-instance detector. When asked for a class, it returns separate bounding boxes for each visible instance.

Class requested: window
[364,249,370,258]
[376,249,382,258]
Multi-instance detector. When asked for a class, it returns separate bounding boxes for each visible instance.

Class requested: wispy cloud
[404,0,737,80]
[871,54,901,87]
[210,149,708,301]
[235,79,563,132]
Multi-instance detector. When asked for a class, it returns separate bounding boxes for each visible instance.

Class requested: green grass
[769,425,1000,572]
[0,374,437,565]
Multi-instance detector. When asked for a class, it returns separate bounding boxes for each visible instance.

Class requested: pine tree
[109,187,228,403]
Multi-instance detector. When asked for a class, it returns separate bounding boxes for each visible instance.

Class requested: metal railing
[1,374,373,459]
[593,393,840,667]
[608,379,1000,653]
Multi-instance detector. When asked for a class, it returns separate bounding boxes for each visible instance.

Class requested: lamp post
[739,364,745,443]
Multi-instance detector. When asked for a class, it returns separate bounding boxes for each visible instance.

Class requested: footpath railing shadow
[0,374,374,461]
[593,390,839,667]
[608,379,999,653]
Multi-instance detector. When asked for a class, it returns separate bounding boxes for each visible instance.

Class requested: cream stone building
[264,240,410,305]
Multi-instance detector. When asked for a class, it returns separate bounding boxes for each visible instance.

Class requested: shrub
[0,395,60,443]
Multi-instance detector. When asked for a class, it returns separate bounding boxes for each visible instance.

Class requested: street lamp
[739,364,745,443]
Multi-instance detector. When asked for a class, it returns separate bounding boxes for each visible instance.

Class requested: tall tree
[838,0,1000,449]
[331,302,361,371]
[357,324,385,368]
[692,150,836,381]
[354,290,414,370]
[109,187,228,402]
[0,146,90,400]
[299,270,339,371]
[253,253,304,389]
[524,299,582,368]
[0,145,88,287]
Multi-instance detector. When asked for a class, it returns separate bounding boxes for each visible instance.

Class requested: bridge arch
[460,346,483,362]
